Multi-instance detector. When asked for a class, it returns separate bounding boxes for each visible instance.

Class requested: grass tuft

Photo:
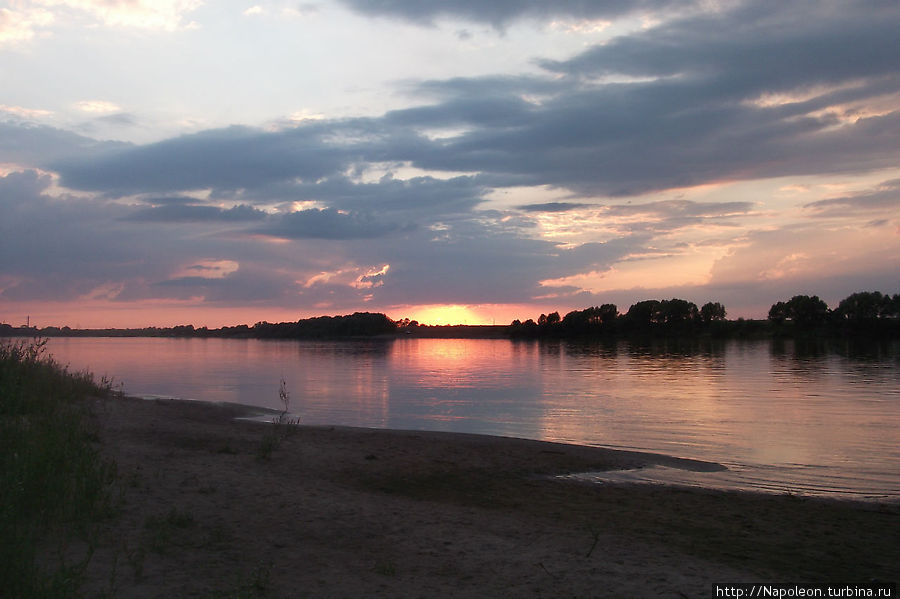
[256,377,300,460]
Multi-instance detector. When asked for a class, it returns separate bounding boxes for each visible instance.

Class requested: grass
[0,338,119,598]
[256,376,299,460]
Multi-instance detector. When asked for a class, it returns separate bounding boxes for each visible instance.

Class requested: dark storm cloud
[337,0,692,28]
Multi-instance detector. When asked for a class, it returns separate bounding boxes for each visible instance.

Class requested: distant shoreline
[4,320,899,340]
[5,290,899,340]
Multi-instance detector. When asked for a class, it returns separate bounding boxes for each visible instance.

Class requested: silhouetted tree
[768,295,829,328]
[659,298,699,325]
[768,301,789,324]
[556,305,619,336]
[249,313,396,338]
[172,324,195,336]
[836,291,891,321]
[598,304,619,325]
[700,302,727,323]
[891,294,900,318]
[625,300,663,328]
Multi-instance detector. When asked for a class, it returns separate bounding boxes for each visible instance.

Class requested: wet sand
[79,395,899,598]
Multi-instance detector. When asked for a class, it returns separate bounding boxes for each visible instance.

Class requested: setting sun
[402,304,485,326]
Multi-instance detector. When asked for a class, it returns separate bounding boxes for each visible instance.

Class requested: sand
[75,395,898,598]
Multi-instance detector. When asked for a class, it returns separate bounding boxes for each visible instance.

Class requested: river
[42,336,899,501]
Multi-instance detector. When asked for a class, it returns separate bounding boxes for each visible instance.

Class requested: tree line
[0,312,398,339]
[2,291,897,340]
[508,291,900,338]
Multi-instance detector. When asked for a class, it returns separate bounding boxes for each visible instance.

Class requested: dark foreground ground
[72,396,898,598]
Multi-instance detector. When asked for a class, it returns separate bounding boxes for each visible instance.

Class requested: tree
[890,294,900,318]
[625,300,663,328]
[172,324,195,336]
[558,306,618,335]
[537,312,561,330]
[836,291,890,321]
[769,295,829,327]
[700,302,727,323]
[598,304,619,325]
[659,298,699,325]
[768,301,788,324]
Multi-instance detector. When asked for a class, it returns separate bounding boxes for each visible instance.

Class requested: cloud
[52,124,351,193]
[708,224,900,290]
[337,0,693,28]
[603,199,754,219]
[148,265,300,304]
[282,4,319,19]
[75,100,121,114]
[354,264,390,289]
[518,202,590,213]
[253,174,486,218]
[804,178,900,217]
[48,3,900,201]
[258,208,409,240]
[394,2,900,196]
[538,3,900,87]
[0,170,149,300]
[0,122,129,169]
[93,112,137,126]
[0,169,297,306]
[0,104,54,120]
[36,0,202,31]
[0,6,54,45]
[125,203,268,223]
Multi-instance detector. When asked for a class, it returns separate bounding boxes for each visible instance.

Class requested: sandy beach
[75,395,898,598]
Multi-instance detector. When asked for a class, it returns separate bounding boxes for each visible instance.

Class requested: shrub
[0,338,118,597]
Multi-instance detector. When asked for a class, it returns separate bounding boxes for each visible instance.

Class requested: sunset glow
[400,305,488,326]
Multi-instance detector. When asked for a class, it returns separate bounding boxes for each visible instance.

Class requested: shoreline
[133,394,899,503]
[75,394,899,597]
[130,393,730,472]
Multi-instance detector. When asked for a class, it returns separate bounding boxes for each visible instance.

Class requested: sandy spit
[75,395,898,598]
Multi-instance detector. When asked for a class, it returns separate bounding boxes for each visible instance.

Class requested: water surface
[43,336,899,500]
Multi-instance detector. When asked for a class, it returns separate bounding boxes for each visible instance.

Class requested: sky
[0,0,898,327]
